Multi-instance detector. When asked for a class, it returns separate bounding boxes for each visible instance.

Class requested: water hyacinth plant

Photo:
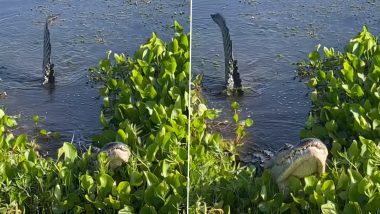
[296,26,380,213]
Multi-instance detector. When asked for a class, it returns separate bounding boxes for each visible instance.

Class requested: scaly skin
[211,13,243,94]
[264,138,328,193]
[42,17,55,85]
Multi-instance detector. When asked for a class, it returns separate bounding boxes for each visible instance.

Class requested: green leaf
[5,116,17,127]
[32,115,40,124]
[179,34,188,48]
[245,119,253,127]
[231,102,239,110]
[288,176,302,192]
[57,142,78,162]
[80,175,94,192]
[97,173,114,198]
[161,159,171,177]
[114,53,126,64]
[144,171,160,186]
[14,134,27,149]
[100,111,109,128]
[146,143,159,162]
[117,181,131,195]
[337,170,349,190]
[309,50,320,61]
[117,129,128,143]
[174,21,183,33]
[54,184,62,201]
[304,176,318,194]
[308,78,318,87]
[140,205,157,214]
[341,60,354,83]
[117,181,131,202]
[151,108,162,124]
[357,177,372,196]
[347,140,359,159]
[343,201,362,214]
[233,113,238,123]
[365,193,380,212]
[321,201,338,214]
[118,206,134,214]
[321,180,335,193]
[0,109,4,119]
[130,171,143,187]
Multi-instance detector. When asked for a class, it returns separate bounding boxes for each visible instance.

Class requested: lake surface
[0,0,189,155]
[192,0,380,156]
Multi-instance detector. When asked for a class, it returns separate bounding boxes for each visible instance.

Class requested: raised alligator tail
[42,18,55,85]
[211,13,242,92]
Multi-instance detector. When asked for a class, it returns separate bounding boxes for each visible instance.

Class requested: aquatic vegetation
[299,26,380,212]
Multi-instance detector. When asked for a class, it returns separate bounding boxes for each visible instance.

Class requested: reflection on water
[192,0,380,153]
[0,0,189,154]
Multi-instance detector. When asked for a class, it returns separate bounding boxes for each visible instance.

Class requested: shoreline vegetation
[0,21,380,213]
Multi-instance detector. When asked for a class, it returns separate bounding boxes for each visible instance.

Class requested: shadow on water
[192,0,380,156]
[0,0,189,155]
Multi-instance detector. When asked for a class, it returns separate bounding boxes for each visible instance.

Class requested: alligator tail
[42,17,55,85]
[211,13,242,94]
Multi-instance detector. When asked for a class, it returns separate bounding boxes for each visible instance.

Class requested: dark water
[192,0,380,155]
[0,0,189,155]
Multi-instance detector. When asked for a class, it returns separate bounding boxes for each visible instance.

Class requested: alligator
[246,138,328,193]
[42,17,55,85]
[94,142,131,169]
[69,132,131,169]
[211,13,243,95]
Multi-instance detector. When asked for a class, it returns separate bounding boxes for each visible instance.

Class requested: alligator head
[99,142,131,169]
[264,138,328,193]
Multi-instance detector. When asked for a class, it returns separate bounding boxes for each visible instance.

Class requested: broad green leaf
[80,175,94,192]
[140,205,157,214]
[231,102,239,110]
[118,206,134,214]
[321,201,338,214]
[245,119,253,127]
[0,109,4,119]
[343,201,362,214]
[341,60,354,83]
[57,142,78,162]
[97,173,114,197]
[130,171,143,187]
[174,21,183,33]
[144,171,160,186]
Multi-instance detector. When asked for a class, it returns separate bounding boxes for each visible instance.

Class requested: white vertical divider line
[186,0,192,213]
